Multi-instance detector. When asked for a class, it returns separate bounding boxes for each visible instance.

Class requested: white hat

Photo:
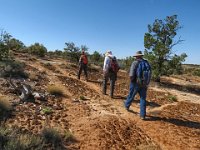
[105,51,112,57]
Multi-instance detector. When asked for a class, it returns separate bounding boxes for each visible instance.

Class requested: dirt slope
[2,54,200,150]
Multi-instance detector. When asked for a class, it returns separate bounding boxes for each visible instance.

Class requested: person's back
[124,51,151,120]
[109,56,120,74]
[135,59,151,87]
[78,51,88,81]
[80,53,88,65]
[102,51,118,98]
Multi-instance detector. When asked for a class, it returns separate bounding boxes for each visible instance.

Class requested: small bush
[27,43,47,57]
[5,134,43,150]
[167,95,177,102]
[41,107,53,115]
[193,68,200,77]
[63,130,74,141]
[0,96,12,113]
[0,60,28,78]
[0,127,10,147]
[42,63,56,71]
[28,72,39,81]
[28,57,37,61]
[41,127,61,147]
[0,126,44,150]
[47,85,64,96]
[80,95,87,100]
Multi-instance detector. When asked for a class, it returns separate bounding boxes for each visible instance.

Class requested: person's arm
[79,55,83,65]
[103,57,110,75]
[129,61,138,81]
[103,57,109,70]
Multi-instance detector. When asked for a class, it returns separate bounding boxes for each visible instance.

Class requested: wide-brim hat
[133,51,144,57]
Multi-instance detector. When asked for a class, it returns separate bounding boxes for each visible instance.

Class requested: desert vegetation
[0,15,199,150]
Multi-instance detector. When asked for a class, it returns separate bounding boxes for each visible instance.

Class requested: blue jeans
[124,82,147,118]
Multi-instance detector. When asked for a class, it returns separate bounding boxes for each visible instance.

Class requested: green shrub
[80,95,87,100]
[27,43,47,57]
[0,60,28,78]
[41,107,53,115]
[47,85,64,96]
[193,68,200,77]
[0,30,11,60]
[167,95,177,102]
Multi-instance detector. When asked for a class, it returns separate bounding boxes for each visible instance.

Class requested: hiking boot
[125,107,130,111]
[140,116,145,120]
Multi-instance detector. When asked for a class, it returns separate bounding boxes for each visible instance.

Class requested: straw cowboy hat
[133,51,144,57]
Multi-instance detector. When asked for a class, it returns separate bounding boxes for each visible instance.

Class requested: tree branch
[170,36,184,49]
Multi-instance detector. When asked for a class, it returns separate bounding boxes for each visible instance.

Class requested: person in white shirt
[102,51,119,98]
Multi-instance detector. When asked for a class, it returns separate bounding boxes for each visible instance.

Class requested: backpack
[136,59,151,86]
[81,55,88,65]
[109,57,120,73]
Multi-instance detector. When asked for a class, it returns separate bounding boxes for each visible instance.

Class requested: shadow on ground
[146,115,200,129]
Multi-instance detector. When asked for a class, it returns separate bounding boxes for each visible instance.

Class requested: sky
[0,0,200,64]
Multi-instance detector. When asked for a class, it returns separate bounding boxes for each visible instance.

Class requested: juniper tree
[144,15,187,82]
[0,30,11,60]
[64,42,88,63]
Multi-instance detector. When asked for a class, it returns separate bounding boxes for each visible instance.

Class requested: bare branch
[170,36,184,49]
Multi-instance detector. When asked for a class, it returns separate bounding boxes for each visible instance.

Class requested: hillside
[0,52,200,150]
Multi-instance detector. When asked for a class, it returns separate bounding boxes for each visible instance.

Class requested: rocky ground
[0,53,200,150]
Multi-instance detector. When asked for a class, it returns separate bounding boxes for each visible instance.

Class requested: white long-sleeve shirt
[103,56,111,72]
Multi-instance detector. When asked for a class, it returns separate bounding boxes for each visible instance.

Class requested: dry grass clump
[0,126,44,150]
[28,72,39,81]
[0,96,12,113]
[47,85,64,96]
[59,63,67,69]
[5,134,44,150]
[63,130,74,141]
[41,127,62,148]
[42,62,56,71]
[29,57,37,61]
